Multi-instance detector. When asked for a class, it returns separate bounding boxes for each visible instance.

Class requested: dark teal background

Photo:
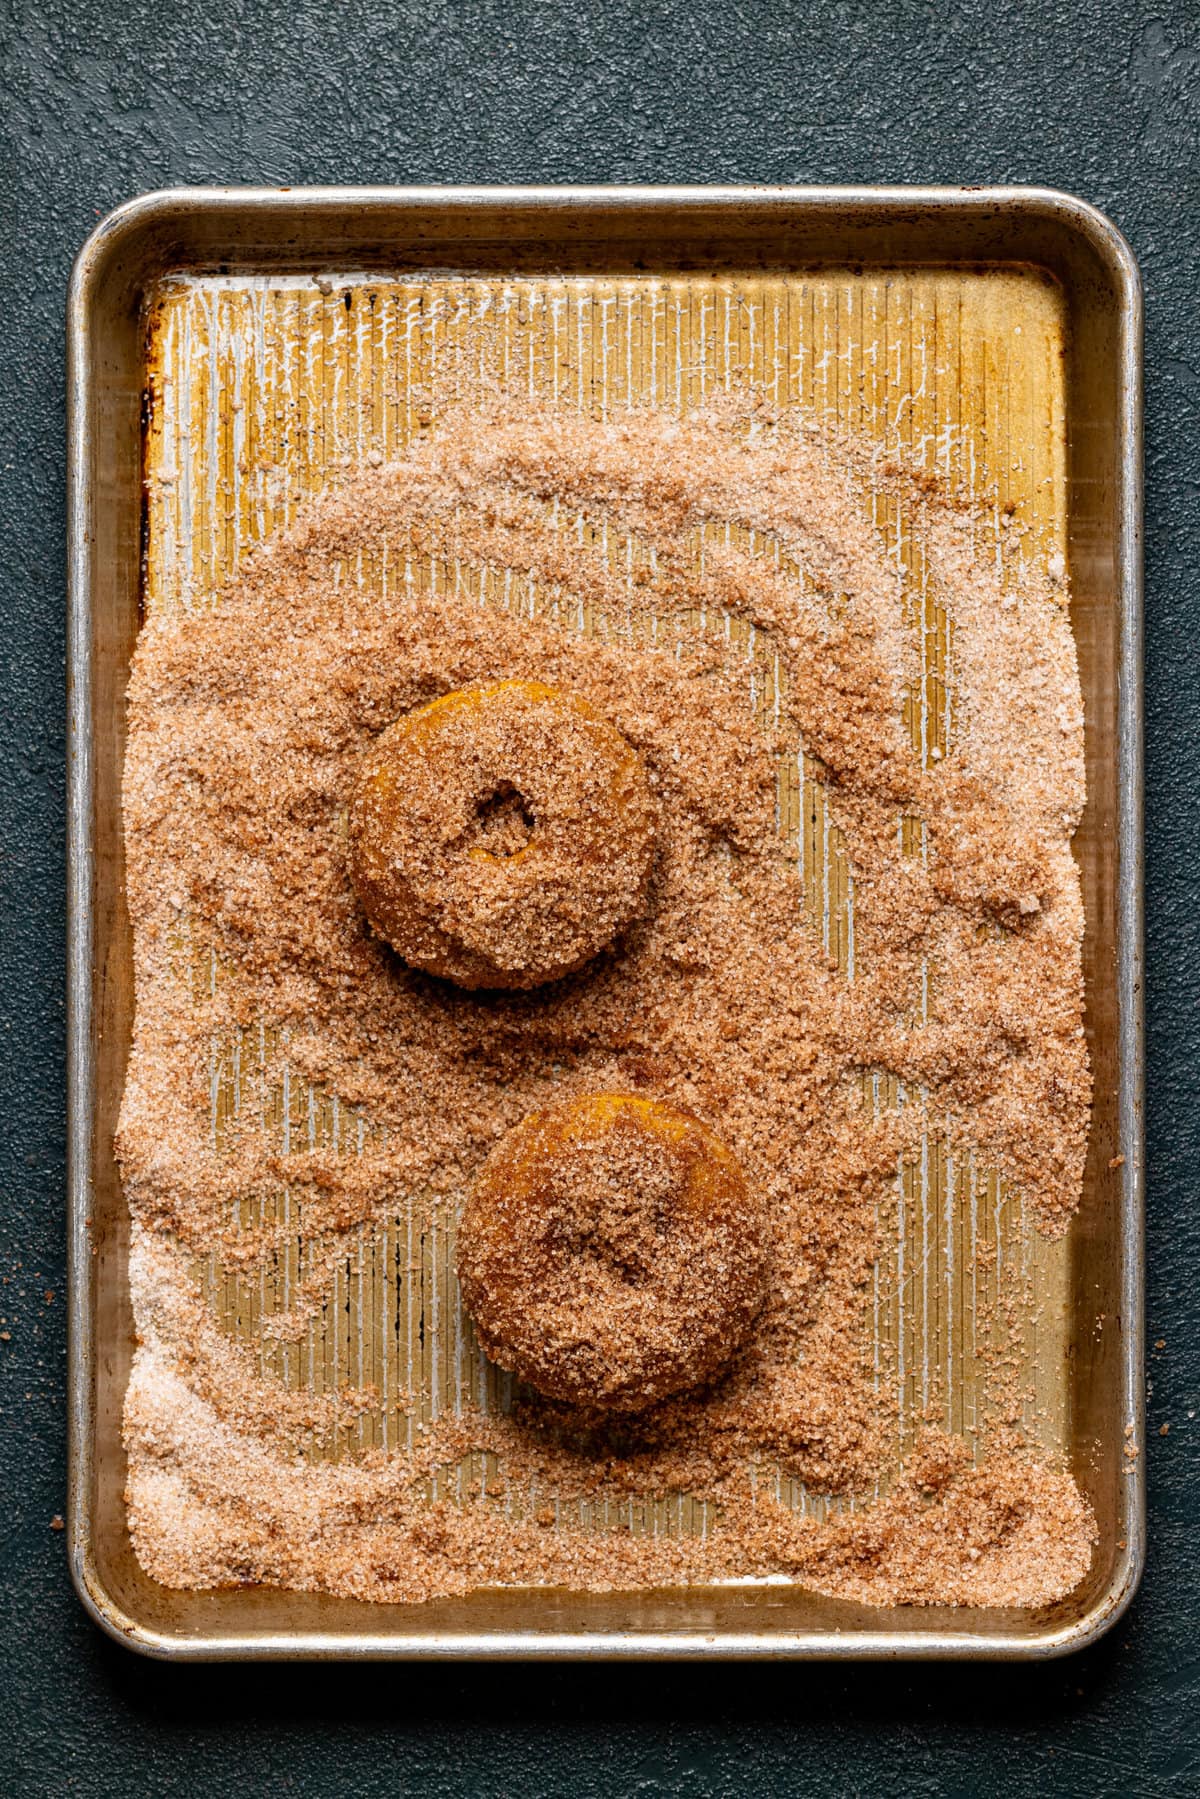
[2,3,1197,1793]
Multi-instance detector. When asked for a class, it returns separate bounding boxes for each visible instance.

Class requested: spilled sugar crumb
[119,398,1095,1607]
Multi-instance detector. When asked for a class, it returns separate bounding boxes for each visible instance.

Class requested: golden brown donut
[455,1093,767,1411]
[347,681,658,990]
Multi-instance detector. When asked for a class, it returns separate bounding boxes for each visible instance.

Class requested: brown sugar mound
[348,680,658,989]
[456,1093,767,1410]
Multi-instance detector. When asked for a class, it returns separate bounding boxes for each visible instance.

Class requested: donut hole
[348,682,658,990]
[470,783,536,858]
[457,1093,767,1411]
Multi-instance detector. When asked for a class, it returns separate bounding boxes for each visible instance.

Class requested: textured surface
[143,266,1070,1491]
[0,0,1196,1793]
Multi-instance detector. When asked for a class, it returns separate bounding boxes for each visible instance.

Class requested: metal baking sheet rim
[65,184,1145,1661]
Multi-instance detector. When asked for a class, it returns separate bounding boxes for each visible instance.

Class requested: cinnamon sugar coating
[348,680,658,989]
[456,1093,766,1409]
[119,398,1096,1611]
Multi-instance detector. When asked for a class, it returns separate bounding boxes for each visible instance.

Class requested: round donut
[348,681,658,990]
[455,1093,767,1411]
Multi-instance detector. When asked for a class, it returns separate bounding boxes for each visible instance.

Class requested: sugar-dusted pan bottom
[125,266,1087,1601]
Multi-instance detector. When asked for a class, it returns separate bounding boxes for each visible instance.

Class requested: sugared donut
[348,681,658,990]
[455,1093,767,1411]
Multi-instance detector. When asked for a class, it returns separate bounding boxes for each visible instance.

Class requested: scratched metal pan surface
[66,186,1143,1660]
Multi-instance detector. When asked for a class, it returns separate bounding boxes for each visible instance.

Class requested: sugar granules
[119,398,1096,1607]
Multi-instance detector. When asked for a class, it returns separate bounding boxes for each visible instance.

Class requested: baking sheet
[67,187,1143,1657]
